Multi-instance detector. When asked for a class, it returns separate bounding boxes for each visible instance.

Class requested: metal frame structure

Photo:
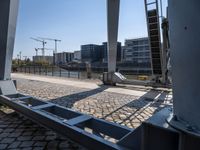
[104,0,168,86]
[0,94,133,150]
[168,0,200,132]
[107,0,120,73]
[144,0,163,78]
[0,0,19,81]
[0,0,200,149]
[1,93,200,150]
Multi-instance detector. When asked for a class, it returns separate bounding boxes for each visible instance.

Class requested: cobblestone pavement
[0,107,87,150]
[15,78,172,128]
[0,77,172,149]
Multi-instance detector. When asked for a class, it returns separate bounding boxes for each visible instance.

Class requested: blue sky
[14,0,168,59]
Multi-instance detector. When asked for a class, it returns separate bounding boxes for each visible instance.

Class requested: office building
[102,42,122,63]
[81,44,102,63]
[54,52,74,65]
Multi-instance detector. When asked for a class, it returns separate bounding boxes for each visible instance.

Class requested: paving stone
[17,136,32,141]
[46,141,59,149]
[20,141,34,148]
[32,135,45,141]
[22,131,33,136]
[8,141,21,149]
[34,141,47,147]
[0,144,8,149]
[14,128,24,131]
[1,137,15,144]
[8,132,21,138]
[59,141,69,148]
[0,124,9,128]
[0,132,9,138]
[45,135,57,141]
[3,128,15,133]
[22,147,32,150]
[33,147,44,150]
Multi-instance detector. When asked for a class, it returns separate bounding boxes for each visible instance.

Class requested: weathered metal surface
[107,0,120,73]
[0,0,19,80]
[0,94,132,150]
[118,107,179,150]
[169,0,200,130]
[0,80,17,95]
[0,0,200,149]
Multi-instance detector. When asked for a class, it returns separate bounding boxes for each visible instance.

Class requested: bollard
[60,68,62,77]
[86,62,92,79]
[68,70,70,78]
[34,66,35,74]
[39,67,41,75]
[45,67,47,76]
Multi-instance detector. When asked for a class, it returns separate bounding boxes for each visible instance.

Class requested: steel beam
[0,0,19,80]
[0,94,132,150]
[107,0,120,73]
[169,0,200,130]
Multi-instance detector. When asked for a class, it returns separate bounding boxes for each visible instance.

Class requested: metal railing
[13,66,102,80]
[13,65,152,80]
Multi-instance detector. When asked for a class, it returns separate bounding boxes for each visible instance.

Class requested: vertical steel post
[34,66,35,74]
[169,0,200,129]
[59,68,61,77]
[78,66,80,79]
[68,70,70,78]
[107,0,120,73]
[161,18,169,84]
[45,67,47,76]
[0,0,19,80]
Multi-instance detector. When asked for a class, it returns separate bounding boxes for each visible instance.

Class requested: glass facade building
[102,42,122,63]
[81,44,102,63]
[122,37,152,74]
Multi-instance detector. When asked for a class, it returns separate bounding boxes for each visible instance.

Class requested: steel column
[169,0,200,129]
[107,0,120,73]
[0,0,19,80]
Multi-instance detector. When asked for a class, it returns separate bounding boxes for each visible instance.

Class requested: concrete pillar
[169,0,200,129]
[0,0,19,80]
[107,0,120,72]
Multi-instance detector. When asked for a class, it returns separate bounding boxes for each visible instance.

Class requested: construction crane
[30,37,47,56]
[23,56,32,61]
[1,1,200,150]
[35,48,39,56]
[35,47,54,56]
[38,37,61,54]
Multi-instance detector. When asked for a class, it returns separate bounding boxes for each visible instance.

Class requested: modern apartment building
[122,37,152,74]
[73,51,81,62]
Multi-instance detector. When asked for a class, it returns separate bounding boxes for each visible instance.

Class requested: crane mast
[38,37,61,54]
[30,37,47,57]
